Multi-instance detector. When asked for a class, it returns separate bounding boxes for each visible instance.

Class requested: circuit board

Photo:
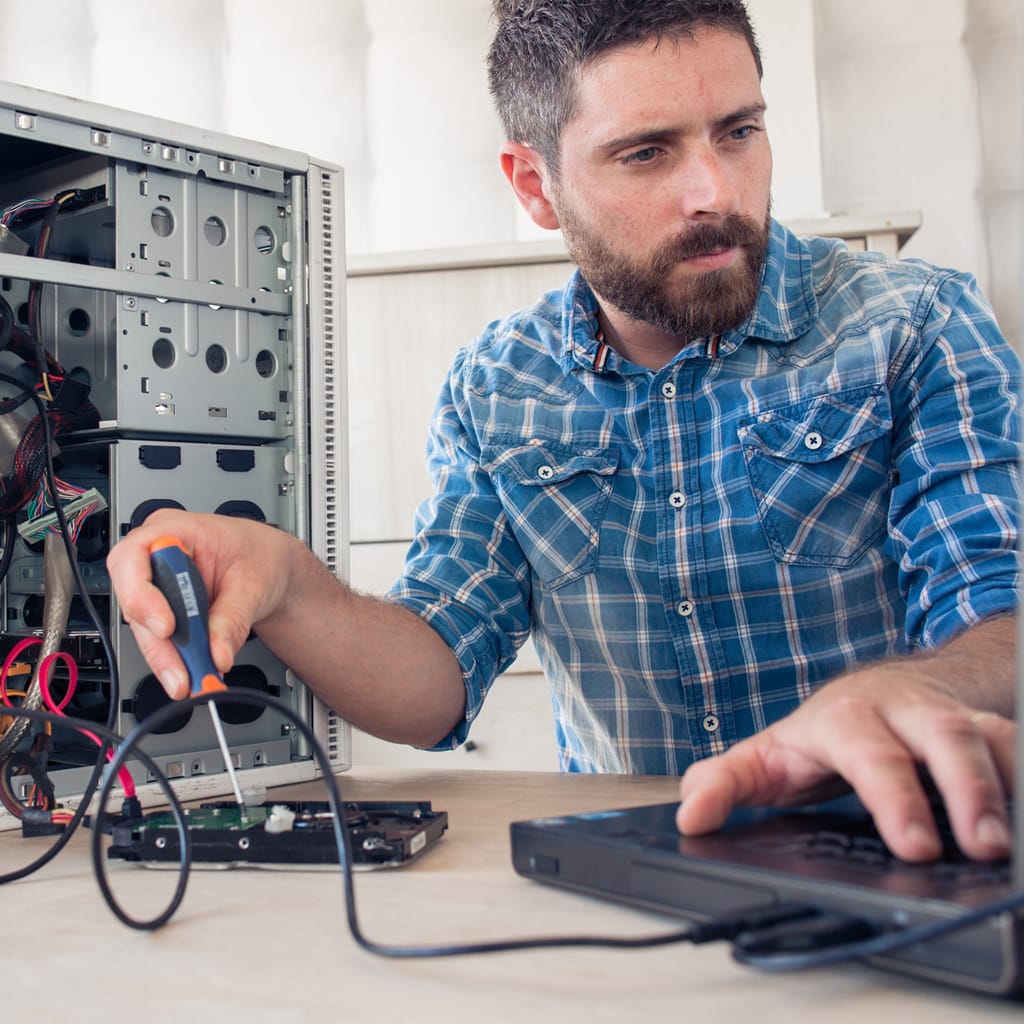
[105,800,448,869]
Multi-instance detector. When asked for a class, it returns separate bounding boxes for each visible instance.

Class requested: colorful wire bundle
[0,197,56,227]
[19,476,107,545]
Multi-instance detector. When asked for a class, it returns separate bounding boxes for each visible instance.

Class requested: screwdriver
[148,535,248,820]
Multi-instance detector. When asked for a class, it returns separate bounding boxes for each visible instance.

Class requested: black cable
[95,687,1024,965]
[0,292,13,351]
[0,381,35,419]
[0,704,181,887]
[26,192,77,388]
[0,516,16,586]
[92,688,708,951]
[731,890,1024,972]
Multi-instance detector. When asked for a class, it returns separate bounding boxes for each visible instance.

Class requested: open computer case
[0,80,350,824]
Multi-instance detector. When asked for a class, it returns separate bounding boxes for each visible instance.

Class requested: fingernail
[904,821,940,858]
[160,669,187,699]
[976,813,1011,851]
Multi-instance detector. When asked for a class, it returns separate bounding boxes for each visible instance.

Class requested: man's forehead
[578,27,760,92]
[566,30,764,141]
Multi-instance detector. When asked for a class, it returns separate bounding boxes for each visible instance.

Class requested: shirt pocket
[738,384,894,567]
[480,439,619,590]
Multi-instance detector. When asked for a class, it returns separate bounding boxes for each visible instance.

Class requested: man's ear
[499,142,560,230]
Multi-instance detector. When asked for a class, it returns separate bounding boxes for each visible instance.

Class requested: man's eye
[729,125,759,141]
[621,146,660,165]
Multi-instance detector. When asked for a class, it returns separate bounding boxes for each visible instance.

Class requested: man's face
[550,29,773,341]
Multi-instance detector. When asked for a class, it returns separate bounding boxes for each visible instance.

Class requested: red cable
[1,637,136,797]
[0,637,39,704]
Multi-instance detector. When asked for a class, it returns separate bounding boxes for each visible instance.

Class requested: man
[107,0,1019,865]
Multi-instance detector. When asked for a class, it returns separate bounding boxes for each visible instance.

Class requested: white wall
[814,0,1023,344]
[747,0,825,220]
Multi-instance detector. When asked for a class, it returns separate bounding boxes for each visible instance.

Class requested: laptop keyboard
[784,806,1013,887]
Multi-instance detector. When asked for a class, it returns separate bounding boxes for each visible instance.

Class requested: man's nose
[676,146,739,219]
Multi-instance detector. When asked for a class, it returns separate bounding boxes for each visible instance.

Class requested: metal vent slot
[306,165,346,582]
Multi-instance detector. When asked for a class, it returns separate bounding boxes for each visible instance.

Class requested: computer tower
[0,80,349,822]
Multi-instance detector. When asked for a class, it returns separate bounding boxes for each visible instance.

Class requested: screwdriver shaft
[208,701,247,816]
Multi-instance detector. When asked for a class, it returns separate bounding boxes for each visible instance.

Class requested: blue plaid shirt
[390,220,1021,774]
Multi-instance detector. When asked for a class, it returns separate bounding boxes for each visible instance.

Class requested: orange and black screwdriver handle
[148,536,227,698]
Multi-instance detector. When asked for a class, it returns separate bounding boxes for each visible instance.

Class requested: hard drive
[105,800,448,869]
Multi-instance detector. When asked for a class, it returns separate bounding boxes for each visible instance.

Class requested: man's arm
[677,615,1017,862]
[106,508,467,749]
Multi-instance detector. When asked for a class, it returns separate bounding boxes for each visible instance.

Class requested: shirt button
[537,465,554,480]
[669,490,686,509]
[676,600,695,617]
[661,382,677,399]
[702,714,720,733]
[804,431,823,451]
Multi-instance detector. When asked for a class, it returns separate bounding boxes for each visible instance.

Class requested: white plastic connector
[263,804,297,834]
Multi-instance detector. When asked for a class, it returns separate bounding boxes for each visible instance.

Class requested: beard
[559,204,771,342]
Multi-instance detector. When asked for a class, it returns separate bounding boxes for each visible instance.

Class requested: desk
[4,768,1018,1022]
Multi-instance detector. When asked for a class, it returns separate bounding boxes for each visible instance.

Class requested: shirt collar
[559,272,607,374]
[723,217,819,352]
[559,218,818,372]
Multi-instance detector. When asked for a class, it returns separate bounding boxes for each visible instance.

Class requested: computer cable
[92,686,815,950]
[0,371,111,670]
[0,370,119,880]
[0,302,102,764]
[730,888,1024,973]
[0,635,136,802]
[0,517,16,586]
[86,685,1024,973]
[0,291,13,351]
[0,701,185,895]
[25,190,78,400]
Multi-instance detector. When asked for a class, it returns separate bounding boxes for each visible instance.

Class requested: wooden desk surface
[3,767,1019,1022]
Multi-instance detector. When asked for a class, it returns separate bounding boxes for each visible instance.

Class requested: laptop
[510,628,1023,995]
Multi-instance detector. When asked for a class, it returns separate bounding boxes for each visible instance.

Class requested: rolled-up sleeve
[887,269,1021,647]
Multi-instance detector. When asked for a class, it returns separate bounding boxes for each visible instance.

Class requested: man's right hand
[107,508,467,748]
[106,509,298,699]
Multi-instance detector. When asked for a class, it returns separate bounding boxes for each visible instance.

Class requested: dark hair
[487,0,763,173]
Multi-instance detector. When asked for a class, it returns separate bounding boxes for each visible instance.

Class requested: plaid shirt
[390,220,1021,773]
